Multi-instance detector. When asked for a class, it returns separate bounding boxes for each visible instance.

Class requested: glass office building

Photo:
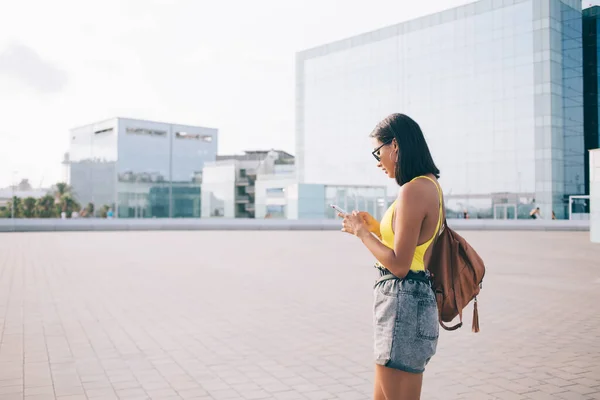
[583,5,600,196]
[296,0,585,219]
[69,118,217,218]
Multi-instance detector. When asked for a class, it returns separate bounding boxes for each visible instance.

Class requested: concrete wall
[0,218,589,233]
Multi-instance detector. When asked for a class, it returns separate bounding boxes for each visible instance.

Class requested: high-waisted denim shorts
[373,268,439,373]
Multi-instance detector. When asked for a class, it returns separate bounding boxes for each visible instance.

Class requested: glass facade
[296,0,585,219]
[583,6,600,195]
[255,178,386,220]
[69,118,217,218]
[324,185,387,220]
[559,1,586,201]
[69,122,117,209]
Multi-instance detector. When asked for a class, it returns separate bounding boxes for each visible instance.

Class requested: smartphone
[329,204,347,215]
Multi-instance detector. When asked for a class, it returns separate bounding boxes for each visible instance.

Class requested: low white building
[255,174,387,220]
[0,188,48,207]
[201,150,294,218]
[202,149,389,220]
[591,149,600,243]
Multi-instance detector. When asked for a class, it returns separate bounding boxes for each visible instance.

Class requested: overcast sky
[0,0,473,188]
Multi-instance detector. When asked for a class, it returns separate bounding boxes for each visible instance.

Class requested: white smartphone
[329,204,347,215]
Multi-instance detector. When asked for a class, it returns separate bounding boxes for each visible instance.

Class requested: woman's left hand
[340,211,369,237]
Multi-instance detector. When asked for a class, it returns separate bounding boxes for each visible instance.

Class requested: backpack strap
[435,290,463,331]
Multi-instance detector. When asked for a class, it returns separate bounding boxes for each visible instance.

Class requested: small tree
[22,197,37,218]
[54,182,72,213]
[85,202,95,218]
[100,204,110,218]
[36,195,57,218]
[8,196,22,218]
[0,206,9,218]
[59,194,80,218]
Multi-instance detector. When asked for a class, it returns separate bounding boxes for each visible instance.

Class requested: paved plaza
[0,230,598,400]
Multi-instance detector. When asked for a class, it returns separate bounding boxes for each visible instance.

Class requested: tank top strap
[410,175,443,242]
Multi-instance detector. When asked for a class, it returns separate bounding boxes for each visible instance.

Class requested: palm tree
[22,197,37,218]
[59,194,80,218]
[54,182,71,198]
[35,195,57,218]
[52,182,80,217]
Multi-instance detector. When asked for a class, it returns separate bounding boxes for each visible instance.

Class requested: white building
[255,176,386,220]
[201,150,294,218]
[201,149,387,220]
[590,148,600,242]
[0,188,48,207]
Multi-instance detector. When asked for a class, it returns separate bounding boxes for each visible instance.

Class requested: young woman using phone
[339,113,443,400]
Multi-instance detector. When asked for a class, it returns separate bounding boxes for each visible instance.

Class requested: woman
[340,113,443,400]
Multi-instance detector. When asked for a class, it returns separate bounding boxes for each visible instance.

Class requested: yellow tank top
[378,175,443,271]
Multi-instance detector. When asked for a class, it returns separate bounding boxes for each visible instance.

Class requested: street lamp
[11,171,18,219]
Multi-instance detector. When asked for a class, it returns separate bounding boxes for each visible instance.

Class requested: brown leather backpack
[427,220,486,332]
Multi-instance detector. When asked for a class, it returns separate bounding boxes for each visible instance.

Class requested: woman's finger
[348,214,360,224]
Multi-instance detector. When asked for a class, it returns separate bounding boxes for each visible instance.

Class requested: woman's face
[372,137,397,179]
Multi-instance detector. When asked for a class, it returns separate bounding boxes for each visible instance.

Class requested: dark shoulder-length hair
[370,113,440,186]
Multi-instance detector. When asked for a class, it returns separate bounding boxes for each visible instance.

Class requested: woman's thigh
[375,364,423,400]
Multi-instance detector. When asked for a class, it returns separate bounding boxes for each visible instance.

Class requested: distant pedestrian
[339,114,440,399]
[530,207,541,219]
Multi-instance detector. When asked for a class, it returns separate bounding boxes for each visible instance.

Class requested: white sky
[0,0,472,188]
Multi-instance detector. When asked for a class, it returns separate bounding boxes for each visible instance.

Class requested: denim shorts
[373,269,439,373]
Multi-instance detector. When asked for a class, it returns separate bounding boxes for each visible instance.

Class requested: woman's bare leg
[376,364,423,400]
[374,365,386,400]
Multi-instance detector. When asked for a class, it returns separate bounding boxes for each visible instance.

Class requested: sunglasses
[372,139,393,161]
